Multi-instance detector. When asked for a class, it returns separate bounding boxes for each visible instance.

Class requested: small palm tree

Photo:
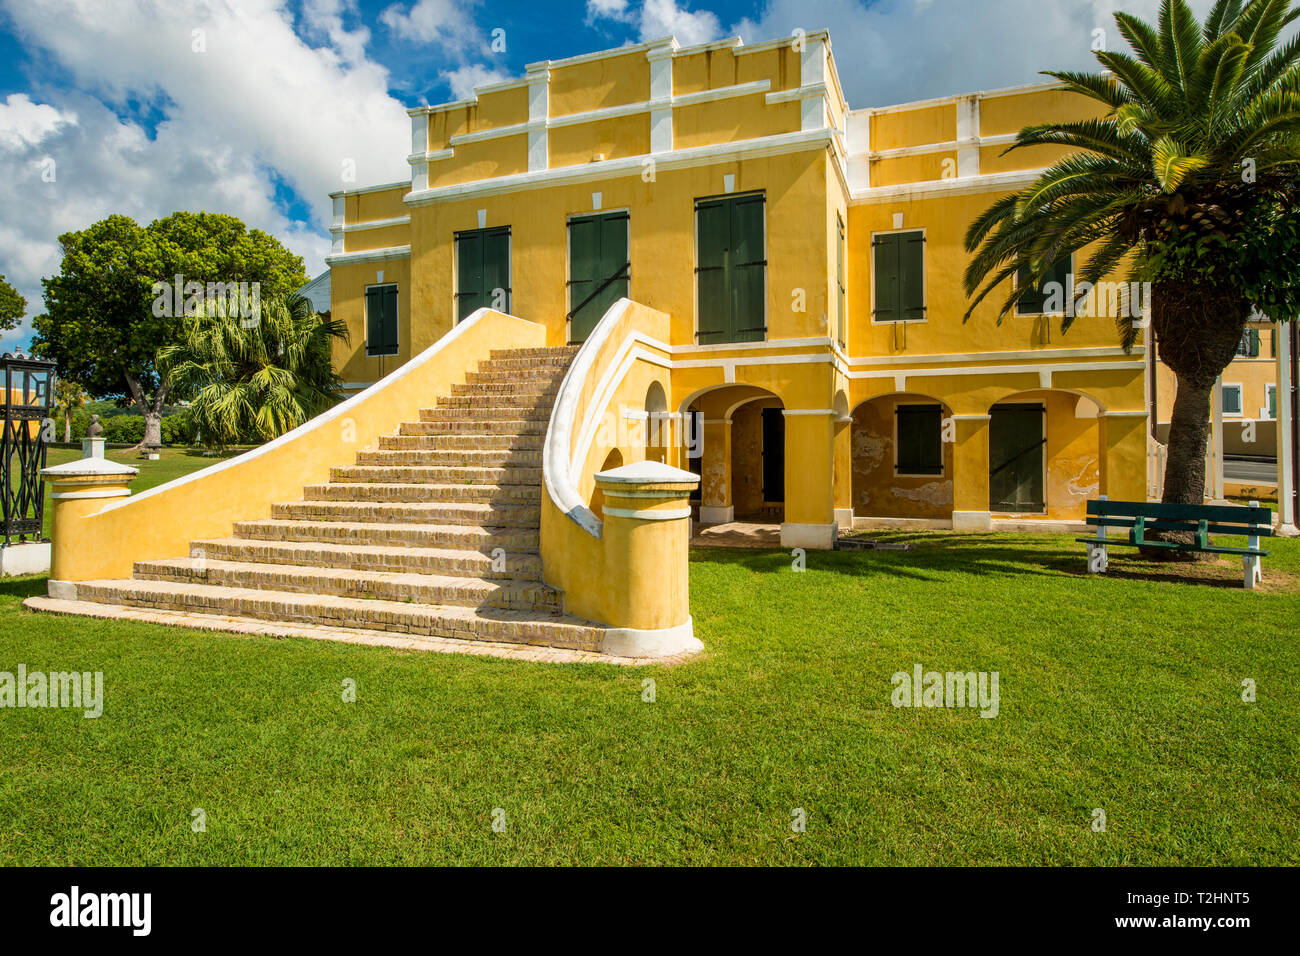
[157,292,348,451]
[54,378,87,443]
[965,0,1300,507]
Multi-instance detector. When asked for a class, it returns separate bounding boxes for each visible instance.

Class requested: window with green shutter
[1015,255,1073,315]
[365,284,398,357]
[695,193,766,344]
[872,231,925,322]
[1236,329,1261,357]
[1221,383,1243,416]
[896,404,944,475]
[568,211,629,344]
[455,226,511,321]
[836,214,846,347]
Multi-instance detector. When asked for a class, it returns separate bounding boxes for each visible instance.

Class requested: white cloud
[443,64,512,101]
[732,0,1222,106]
[0,0,415,343]
[586,0,722,46]
[380,0,475,48]
[0,94,76,151]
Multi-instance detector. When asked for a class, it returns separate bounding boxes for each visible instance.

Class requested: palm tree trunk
[1162,373,1211,505]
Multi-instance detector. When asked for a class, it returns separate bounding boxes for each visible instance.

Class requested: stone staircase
[41,346,619,657]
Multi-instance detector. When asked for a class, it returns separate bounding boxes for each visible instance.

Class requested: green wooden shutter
[456,231,484,321]
[366,285,398,356]
[836,215,846,347]
[896,405,942,475]
[568,214,598,340]
[900,232,925,321]
[873,234,901,322]
[483,227,510,313]
[1016,262,1044,315]
[729,194,766,342]
[696,199,730,343]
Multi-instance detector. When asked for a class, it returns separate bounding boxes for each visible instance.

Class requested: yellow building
[327,30,1148,547]
[31,30,1153,658]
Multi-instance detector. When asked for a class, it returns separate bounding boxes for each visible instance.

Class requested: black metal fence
[2,355,55,546]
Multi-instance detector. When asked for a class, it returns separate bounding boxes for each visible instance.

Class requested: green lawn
[1,526,1296,865]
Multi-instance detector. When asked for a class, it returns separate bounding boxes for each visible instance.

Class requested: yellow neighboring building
[1154,321,1281,462]
[327,30,1148,548]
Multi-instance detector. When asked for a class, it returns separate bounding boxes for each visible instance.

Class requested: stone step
[419,406,551,423]
[234,517,540,551]
[271,499,540,527]
[70,579,601,651]
[477,356,573,371]
[378,433,544,451]
[449,381,559,398]
[354,448,543,467]
[489,347,579,360]
[398,419,547,436]
[329,464,542,485]
[134,557,559,612]
[464,369,568,386]
[302,481,538,504]
[437,394,555,409]
[188,537,543,580]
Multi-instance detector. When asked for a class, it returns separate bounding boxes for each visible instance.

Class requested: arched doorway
[987,389,1102,519]
[850,393,955,521]
[678,385,785,525]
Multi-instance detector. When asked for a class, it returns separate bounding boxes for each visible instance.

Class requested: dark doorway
[762,407,785,503]
[989,403,1045,512]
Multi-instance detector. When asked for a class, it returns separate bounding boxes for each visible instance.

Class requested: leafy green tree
[32,212,309,450]
[0,274,25,332]
[156,292,347,451]
[964,0,1300,507]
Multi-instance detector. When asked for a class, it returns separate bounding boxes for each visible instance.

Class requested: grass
[1,530,1296,866]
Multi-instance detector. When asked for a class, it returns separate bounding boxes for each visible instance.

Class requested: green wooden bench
[1078,496,1274,589]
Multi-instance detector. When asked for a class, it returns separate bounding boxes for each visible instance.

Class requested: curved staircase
[31,346,645,662]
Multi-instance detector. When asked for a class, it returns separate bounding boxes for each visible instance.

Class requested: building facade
[326,30,1150,549]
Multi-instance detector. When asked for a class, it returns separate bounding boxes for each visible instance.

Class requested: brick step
[463,370,568,386]
[354,448,542,467]
[448,381,559,398]
[477,356,573,371]
[234,517,540,551]
[271,499,539,527]
[398,419,547,436]
[133,557,559,612]
[302,481,538,504]
[69,579,601,651]
[378,433,544,451]
[188,537,543,580]
[489,347,579,360]
[419,406,551,423]
[436,394,555,409]
[329,464,542,485]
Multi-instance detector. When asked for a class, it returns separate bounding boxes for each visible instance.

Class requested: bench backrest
[1086,499,1274,537]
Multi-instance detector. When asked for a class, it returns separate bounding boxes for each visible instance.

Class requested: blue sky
[0,0,1207,352]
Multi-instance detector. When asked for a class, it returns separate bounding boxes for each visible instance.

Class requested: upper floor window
[568,211,629,344]
[695,192,766,344]
[872,230,925,323]
[1016,256,1073,316]
[1236,329,1261,357]
[836,214,847,348]
[364,283,398,357]
[455,226,511,321]
[1221,383,1243,416]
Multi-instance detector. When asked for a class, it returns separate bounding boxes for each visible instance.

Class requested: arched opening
[987,389,1101,519]
[851,393,955,521]
[644,380,668,463]
[590,448,624,518]
[678,384,785,526]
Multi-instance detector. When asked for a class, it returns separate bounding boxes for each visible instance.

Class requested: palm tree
[157,292,348,451]
[54,378,87,443]
[964,0,1300,508]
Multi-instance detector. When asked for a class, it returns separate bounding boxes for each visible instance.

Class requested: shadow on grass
[691,531,1288,592]
[0,575,48,600]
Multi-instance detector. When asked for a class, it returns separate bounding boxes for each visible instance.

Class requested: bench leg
[1243,554,1262,590]
[1088,543,1108,574]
